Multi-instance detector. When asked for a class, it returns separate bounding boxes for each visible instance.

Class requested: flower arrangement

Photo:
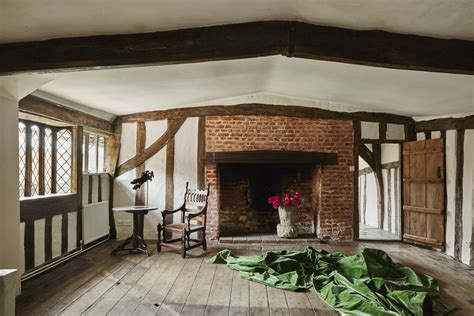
[267,191,302,209]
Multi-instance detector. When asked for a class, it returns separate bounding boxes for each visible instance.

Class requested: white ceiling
[1,0,473,43]
[37,56,474,117]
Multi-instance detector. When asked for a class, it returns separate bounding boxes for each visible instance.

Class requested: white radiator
[82,201,109,245]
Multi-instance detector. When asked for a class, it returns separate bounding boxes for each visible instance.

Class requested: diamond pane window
[19,123,26,197]
[88,134,97,173]
[31,125,40,196]
[44,128,53,194]
[56,129,72,193]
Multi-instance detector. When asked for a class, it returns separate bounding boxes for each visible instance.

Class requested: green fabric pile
[208,246,454,315]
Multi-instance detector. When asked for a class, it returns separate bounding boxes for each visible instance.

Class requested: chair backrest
[183,182,210,213]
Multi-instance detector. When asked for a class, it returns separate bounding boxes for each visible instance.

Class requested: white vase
[277,206,298,238]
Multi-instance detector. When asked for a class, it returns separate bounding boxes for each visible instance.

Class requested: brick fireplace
[205,115,354,240]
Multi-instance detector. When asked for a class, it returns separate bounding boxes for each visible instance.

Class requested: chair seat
[163,223,204,232]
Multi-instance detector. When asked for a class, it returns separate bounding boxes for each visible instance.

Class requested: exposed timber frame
[20,95,114,134]
[115,118,186,176]
[117,103,414,125]
[415,115,474,133]
[1,21,473,76]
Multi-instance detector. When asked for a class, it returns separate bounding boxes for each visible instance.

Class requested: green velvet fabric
[208,247,454,315]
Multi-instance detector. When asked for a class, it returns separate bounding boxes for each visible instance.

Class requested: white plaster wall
[0,96,22,292]
[461,130,473,264]
[361,122,379,139]
[67,212,77,252]
[431,131,441,139]
[34,219,45,267]
[386,124,405,140]
[365,173,378,227]
[416,132,426,141]
[143,120,167,239]
[173,118,199,217]
[114,123,138,239]
[51,215,62,258]
[381,144,399,164]
[118,123,137,164]
[445,130,457,257]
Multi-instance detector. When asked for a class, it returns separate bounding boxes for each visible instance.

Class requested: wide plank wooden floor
[17,240,474,315]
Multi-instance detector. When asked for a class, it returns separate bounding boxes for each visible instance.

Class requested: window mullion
[51,128,58,194]
[84,132,89,173]
[39,126,45,195]
[24,122,32,197]
[95,135,99,173]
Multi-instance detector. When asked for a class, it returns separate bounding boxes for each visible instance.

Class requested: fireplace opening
[218,163,317,237]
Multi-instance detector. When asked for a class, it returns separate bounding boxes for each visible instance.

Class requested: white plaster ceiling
[1,0,473,43]
[36,56,474,117]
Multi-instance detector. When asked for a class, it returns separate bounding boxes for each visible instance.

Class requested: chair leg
[181,231,187,258]
[156,224,162,252]
[202,230,207,251]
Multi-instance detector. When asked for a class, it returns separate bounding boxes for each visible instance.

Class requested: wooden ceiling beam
[1,21,472,76]
[116,103,414,125]
[19,95,114,133]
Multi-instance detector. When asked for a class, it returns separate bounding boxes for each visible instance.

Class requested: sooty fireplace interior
[208,151,338,237]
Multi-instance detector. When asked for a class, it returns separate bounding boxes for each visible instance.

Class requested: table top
[112,205,158,212]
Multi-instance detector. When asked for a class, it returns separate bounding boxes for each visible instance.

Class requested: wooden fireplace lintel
[206,150,338,165]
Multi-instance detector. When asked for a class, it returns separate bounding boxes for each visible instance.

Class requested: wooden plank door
[402,139,445,249]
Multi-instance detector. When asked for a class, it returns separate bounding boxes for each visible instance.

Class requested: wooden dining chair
[157,182,210,258]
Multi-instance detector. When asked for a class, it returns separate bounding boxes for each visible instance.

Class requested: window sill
[20,192,76,202]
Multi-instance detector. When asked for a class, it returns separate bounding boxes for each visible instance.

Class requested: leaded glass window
[44,128,53,194]
[56,129,72,193]
[31,125,40,196]
[18,120,74,197]
[18,123,27,197]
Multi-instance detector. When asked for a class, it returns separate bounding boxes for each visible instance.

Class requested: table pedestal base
[112,213,150,256]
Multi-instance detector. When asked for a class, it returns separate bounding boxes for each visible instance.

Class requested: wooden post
[73,126,83,249]
[38,127,45,195]
[373,144,385,229]
[454,128,465,261]
[24,122,32,197]
[352,120,361,239]
[135,122,146,206]
[197,117,206,188]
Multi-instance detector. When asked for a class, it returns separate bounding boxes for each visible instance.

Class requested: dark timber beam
[1,21,472,75]
[19,96,114,134]
[415,115,474,132]
[117,103,414,125]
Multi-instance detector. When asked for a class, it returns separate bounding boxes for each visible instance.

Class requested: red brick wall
[205,115,354,240]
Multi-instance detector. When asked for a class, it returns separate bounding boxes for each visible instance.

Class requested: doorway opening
[359,143,401,240]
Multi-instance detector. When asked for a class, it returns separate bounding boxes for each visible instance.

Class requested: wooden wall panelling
[116,118,186,176]
[353,120,360,239]
[2,21,472,75]
[454,129,465,260]
[197,117,206,188]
